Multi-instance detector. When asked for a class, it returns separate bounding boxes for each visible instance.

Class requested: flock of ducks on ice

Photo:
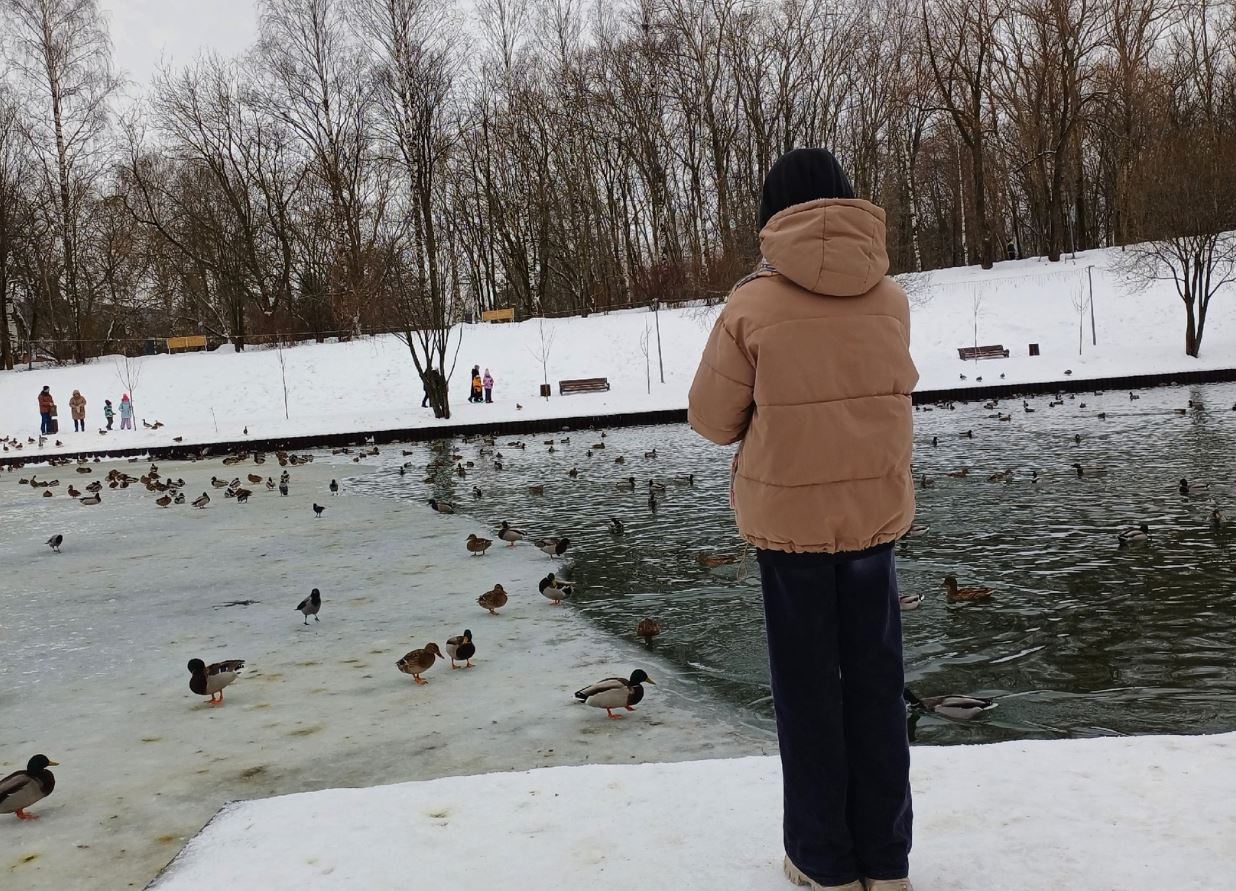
[6,385,1235,818]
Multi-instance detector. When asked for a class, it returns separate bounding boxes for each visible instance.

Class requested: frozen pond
[0,458,762,890]
[352,381,1236,744]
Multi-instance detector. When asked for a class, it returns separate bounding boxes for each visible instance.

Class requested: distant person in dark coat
[38,386,54,434]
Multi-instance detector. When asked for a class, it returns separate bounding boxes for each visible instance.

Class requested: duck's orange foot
[414,677,429,685]
[606,710,624,720]
[625,706,637,711]
[465,661,474,668]
[14,809,38,820]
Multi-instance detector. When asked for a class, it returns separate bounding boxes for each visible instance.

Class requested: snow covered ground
[150,733,1236,891]
[2,246,1234,459]
[0,455,763,890]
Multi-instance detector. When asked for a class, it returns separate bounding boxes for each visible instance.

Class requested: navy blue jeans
[758,544,912,886]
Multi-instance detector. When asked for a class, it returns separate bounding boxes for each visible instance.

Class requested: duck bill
[47,760,61,766]
[644,678,656,685]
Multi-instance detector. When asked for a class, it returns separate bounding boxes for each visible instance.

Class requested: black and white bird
[187,658,245,705]
[0,754,59,820]
[574,670,654,720]
[329,479,339,496]
[903,688,997,721]
[313,503,325,518]
[295,588,322,624]
[535,536,570,557]
[445,630,476,669]
[46,534,63,553]
[279,481,289,497]
[607,517,625,535]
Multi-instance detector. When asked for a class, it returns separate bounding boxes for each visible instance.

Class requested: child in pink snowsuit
[119,394,134,430]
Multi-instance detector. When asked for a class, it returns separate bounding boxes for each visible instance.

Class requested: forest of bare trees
[2,0,1236,376]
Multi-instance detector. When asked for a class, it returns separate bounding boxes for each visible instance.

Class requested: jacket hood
[758,198,889,297]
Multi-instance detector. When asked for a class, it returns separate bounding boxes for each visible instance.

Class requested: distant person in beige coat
[69,390,87,432]
[689,148,917,891]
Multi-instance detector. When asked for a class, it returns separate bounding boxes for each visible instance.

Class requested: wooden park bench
[481,307,515,323]
[957,344,1010,361]
[167,334,208,353]
[559,377,610,395]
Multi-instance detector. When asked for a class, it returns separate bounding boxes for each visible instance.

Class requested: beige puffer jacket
[688,198,918,554]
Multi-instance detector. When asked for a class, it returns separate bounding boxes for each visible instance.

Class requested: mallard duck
[66,485,80,497]
[247,473,263,484]
[396,643,444,685]
[539,573,575,605]
[266,478,276,490]
[188,658,245,705]
[696,553,738,568]
[498,521,525,546]
[568,467,579,478]
[528,483,545,496]
[429,498,455,514]
[296,588,322,624]
[41,489,53,498]
[615,476,636,492]
[477,584,509,614]
[446,630,476,669]
[1179,478,1210,496]
[946,468,969,479]
[614,455,625,465]
[899,593,924,611]
[79,493,101,506]
[1212,509,1227,528]
[1118,523,1150,546]
[644,449,658,459]
[192,492,210,509]
[535,537,570,557]
[906,524,931,537]
[467,533,493,556]
[635,618,662,640]
[574,670,654,719]
[174,492,185,504]
[1,755,59,820]
[988,470,1013,483]
[920,474,934,489]
[648,479,667,494]
[607,517,625,535]
[942,575,993,603]
[211,476,228,488]
[673,474,694,486]
[155,495,172,508]
[903,688,997,721]
[85,480,101,493]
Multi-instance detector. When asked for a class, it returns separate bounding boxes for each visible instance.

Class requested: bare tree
[0,84,30,370]
[113,353,142,415]
[922,0,1001,269]
[2,0,120,363]
[526,315,555,396]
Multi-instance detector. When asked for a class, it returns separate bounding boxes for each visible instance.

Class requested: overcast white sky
[99,0,260,91]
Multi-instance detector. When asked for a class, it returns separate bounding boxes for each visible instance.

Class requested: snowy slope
[2,246,1233,457]
[151,733,1235,891]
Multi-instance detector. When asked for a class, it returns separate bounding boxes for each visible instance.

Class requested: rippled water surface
[352,382,1236,743]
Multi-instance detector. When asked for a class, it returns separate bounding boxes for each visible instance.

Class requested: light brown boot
[863,879,913,891]
[783,856,864,891]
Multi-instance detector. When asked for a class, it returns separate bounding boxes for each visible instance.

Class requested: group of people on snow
[37,386,133,434]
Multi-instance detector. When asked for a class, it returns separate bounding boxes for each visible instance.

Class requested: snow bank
[2,246,1234,457]
[150,732,1235,891]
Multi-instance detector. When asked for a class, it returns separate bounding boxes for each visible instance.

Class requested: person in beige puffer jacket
[689,148,916,891]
